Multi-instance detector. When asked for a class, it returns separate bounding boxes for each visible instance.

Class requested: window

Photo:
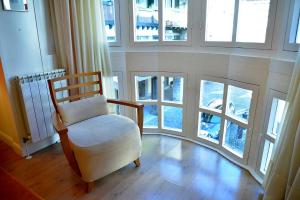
[204,0,275,48]
[135,75,158,127]
[112,71,124,114]
[134,73,185,133]
[161,76,184,131]
[102,0,120,45]
[163,0,188,41]
[258,90,287,175]
[132,0,189,43]
[197,79,257,160]
[112,76,120,114]
[267,98,286,137]
[260,140,274,174]
[284,0,300,51]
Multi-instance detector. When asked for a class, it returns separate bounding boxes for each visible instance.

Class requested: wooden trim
[137,106,144,136]
[134,158,140,167]
[107,99,144,109]
[97,71,103,95]
[52,112,67,133]
[52,112,81,177]
[54,81,99,92]
[86,181,95,193]
[57,90,100,103]
[50,72,99,82]
[107,99,144,136]
[47,79,59,112]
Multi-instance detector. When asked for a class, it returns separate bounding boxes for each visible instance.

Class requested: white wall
[0,0,56,154]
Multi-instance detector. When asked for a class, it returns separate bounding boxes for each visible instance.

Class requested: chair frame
[47,71,144,192]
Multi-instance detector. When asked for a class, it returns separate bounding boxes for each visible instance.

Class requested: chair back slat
[50,72,99,82]
[54,81,99,92]
[57,90,100,103]
[47,71,103,113]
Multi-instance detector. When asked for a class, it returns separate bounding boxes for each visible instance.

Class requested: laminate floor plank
[0,135,263,200]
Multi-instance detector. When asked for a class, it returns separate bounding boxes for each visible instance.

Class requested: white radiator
[16,69,67,143]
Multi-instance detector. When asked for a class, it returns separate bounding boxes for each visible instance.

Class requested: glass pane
[260,140,274,174]
[236,0,270,43]
[162,76,184,103]
[226,85,252,122]
[144,105,158,128]
[296,18,300,44]
[112,76,120,114]
[162,106,183,131]
[200,80,224,111]
[267,98,286,137]
[205,0,235,42]
[113,76,119,99]
[198,112,221,143]
[135,76,157,101]
[134,0,159,41]
[163,0,188,41]
[102,0,116,42]
[224,120,247,157]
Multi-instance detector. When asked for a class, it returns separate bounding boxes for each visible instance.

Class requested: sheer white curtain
[49,0,115,98]
[263,51,300,199]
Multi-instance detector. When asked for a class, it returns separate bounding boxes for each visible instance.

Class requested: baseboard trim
[0,130,23,156]
[144,132,264,185]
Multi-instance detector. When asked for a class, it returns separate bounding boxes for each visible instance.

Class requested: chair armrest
[107,99,144,136]
[52,111,68,134]
[107,99,144,109]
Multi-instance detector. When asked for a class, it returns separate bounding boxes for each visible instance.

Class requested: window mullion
[219,84,229,148]
[158,0,163,43]
[231,0,239,46]
[158,74,162,129]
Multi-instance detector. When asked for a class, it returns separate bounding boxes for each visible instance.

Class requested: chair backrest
[48,71,103,114]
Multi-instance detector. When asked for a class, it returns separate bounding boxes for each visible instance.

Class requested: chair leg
[86,181,95,193]
[134,158,140,167]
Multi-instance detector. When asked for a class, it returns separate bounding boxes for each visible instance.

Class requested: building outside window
[134,73,185,132]
[136,76,158,127]
[197,78,258,160]
[163,0,188,41]
[133,0,188,42]
[102,0,120,45]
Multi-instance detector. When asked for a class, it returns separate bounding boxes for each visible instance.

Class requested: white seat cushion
[67,114,141,182]
[58,95,108,126]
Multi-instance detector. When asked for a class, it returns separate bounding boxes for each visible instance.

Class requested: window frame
[103,0,121,47]
[112,71,125,114]
[131,71,187,136]
[284,0,300,51]
[256,89,287,177]
[195,76,259,165]
[129,0,192,46]
[200,0,278,49]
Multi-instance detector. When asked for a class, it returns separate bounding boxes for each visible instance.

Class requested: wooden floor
[0,135,263,200]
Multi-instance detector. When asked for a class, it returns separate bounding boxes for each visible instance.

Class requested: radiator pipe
[22,137,32,159]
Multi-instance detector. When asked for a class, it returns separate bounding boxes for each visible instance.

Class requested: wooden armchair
[47,72,144,192]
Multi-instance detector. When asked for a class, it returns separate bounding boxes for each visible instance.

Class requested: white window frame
[194,76,259,165]
[284,0,300,51]
[129,0,192,46]
[256,89,287,177]
[200,0,277,49]
[112,71,125,114]
[103,0,121,46]
[131,71,187,136]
